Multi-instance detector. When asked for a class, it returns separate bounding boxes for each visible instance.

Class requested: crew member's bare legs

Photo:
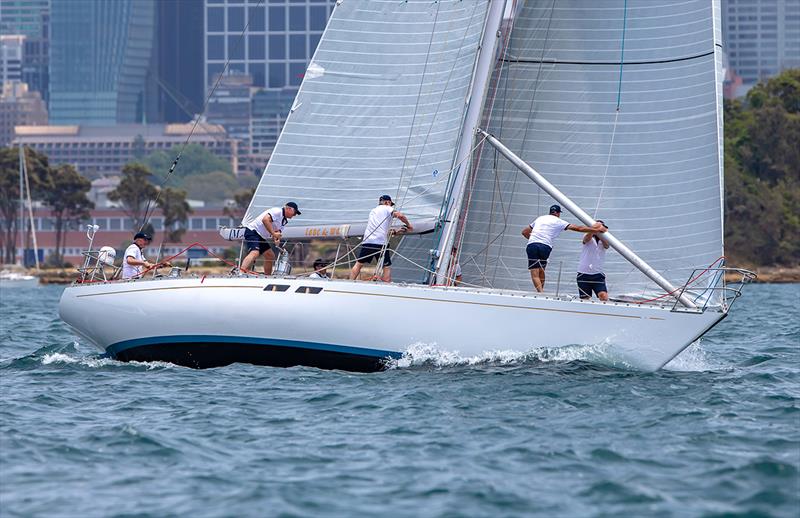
[530,267,545,292]
[598,291,609,301]
[380,266,392,283]
[240,250,259,272]
[262,249,275,275]
[350,262,364,280]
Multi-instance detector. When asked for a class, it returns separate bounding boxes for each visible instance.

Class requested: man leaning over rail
[240,202,301,275]
[522,204,605,293]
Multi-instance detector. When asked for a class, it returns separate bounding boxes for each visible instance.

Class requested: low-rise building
[12,123,237,177]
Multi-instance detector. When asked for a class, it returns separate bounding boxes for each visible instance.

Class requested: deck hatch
[296,286,323,294]
[264,284,291,292]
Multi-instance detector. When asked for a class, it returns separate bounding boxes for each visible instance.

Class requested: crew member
[309,258,331,279]
[121,232,166,279]
[349,195,412,282]
[240,202,301,274]
[522,204,605,292]
[577,220,610,301]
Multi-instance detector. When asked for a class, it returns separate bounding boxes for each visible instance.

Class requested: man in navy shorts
[577,220,610,301]
[522,205,605,292]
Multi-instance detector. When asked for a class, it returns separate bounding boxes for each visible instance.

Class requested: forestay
[245,0,490,234]
[457,0,725,301]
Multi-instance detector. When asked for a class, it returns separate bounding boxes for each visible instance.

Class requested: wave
[385,341,637,370]
[2,341,176,371]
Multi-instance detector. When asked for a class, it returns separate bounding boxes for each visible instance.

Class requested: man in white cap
[240,202,301,274]
[349,194,412,282]
[522,204,605,292]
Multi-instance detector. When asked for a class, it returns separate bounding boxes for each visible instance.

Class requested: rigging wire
[138,0,265,232]
[593,0,628,218]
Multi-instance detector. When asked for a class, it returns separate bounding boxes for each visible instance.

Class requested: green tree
[143,143,232,182]
[107,163,159,232]
[42,164,94,264]
[223,187,256,223]
[183,171,239,204]
[157,187,192,243]
[0,147,50,263]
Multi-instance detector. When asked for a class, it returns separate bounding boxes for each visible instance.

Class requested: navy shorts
[526,242,552,269]
[244,228,279,255]
[356,243,392,266]
[577,273,607,298]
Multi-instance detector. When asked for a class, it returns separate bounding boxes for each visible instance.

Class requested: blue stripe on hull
[107,335,401,360]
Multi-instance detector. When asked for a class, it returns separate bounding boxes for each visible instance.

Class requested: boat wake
[1,342,176,371]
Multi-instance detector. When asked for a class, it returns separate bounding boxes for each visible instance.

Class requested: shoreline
[14,264,800,285]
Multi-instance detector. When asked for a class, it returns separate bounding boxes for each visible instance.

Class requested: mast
[433,0,506,285]
[479,129,698,309]
[17,143,24,267]
[21,147,40,272]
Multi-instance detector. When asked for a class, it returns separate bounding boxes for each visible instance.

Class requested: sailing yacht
[59,0,753,372]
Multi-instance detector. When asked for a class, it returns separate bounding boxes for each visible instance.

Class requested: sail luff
[480,129,697,309]
[433,0,507,285]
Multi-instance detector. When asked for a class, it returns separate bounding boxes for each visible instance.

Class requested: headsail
[457,0,725,301]
[245,0,491,234]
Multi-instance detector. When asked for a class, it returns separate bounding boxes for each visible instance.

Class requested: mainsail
[457,0,725,300]
[245,0,491,237]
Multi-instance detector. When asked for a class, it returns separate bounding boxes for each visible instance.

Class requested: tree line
[723,68,799,267]
[0,149,195,266]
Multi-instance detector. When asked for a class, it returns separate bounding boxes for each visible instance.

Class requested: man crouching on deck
[240,202,300,274]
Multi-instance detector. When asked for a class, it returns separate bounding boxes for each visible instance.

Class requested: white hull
[58,276,725,372]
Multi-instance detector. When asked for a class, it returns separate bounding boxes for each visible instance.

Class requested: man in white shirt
[521,204,605,292]
[577,219,610,301]
[240,202,300,274]
[349,194,413,282]
[121,232,155,279]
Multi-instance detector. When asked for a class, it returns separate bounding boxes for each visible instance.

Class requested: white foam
[663,340,718,372]
[386,341,632,370]
[41,352,175,370]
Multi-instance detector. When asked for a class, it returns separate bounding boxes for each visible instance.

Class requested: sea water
[1,284,798,517]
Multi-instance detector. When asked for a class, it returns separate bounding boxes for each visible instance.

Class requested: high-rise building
[722,0,800,89]
[155,0,204,122]
[49,0,157,125]
[0,0,49,38]
[204,0,335,90]
[0,81,47,146]
[0,34,24,85]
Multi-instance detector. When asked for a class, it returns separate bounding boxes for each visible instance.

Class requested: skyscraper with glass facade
[49,0,157,125]
[0,0,49,37]
[205,0,335,90]
[722,0,800,87]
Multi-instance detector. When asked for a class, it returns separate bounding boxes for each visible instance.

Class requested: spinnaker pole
[478,129,698,309]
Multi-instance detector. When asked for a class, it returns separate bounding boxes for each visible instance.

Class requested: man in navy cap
[522,204,605,292]
[240,202,301,274]
[349,194,412,282]
[121,232,154,279]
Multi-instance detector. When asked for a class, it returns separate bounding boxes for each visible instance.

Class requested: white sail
[457,0,725,301]
[245,0,490,231]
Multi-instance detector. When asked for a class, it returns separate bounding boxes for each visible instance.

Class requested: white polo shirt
[363,204,395,245]
[121,244,146,279]
[578,237,607,275]
[246,207,286,240]
[527,214,570,247]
